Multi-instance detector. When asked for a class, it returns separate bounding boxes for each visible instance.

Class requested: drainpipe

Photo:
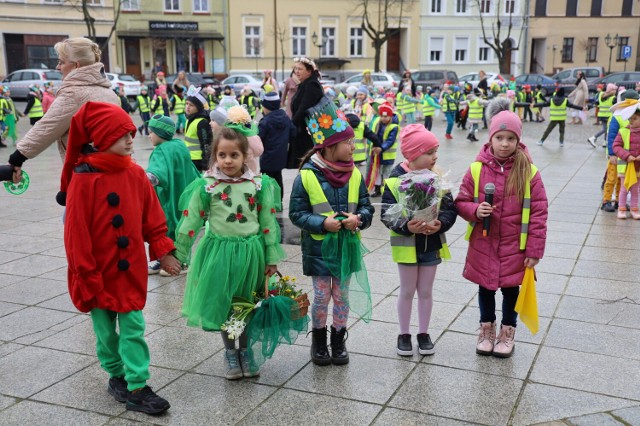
[223,0,229,74]
[520,0,530,75]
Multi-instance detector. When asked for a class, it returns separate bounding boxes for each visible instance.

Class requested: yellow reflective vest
[28,98,43,118]
[616,127,632,174]
[172,95,185,115]
[468,99,483,120]
[597,92,614,118]
[549,99,567,121]
[352,122,367,163]
[136,95,151,113]
[373,121,399,161]
[184,117,205,161]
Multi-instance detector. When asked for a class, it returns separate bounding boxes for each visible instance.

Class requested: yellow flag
[515,267,539,335]
[624,162,638,191]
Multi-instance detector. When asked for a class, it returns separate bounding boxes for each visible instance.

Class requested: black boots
[371,185,382,197]
[310,327,331,366]
[330,326,349,365]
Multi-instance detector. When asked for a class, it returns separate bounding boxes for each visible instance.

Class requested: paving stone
[36,293,78,313]
[138,292,184,326]
[0,250,28,266]
[555,295,627,324]
[0,400,109,426]
[0,254,67,277]
[285,352,414,404]
[530,347,640,400]
[0,306,75,341]
[0,342,23,358]
[37,266,68,282]
[373,408,469,425]
[579,246,640,265]
[0,234,64,255]
[535,256,576,275]
[0,277,67,305]
[0,273,27,289]
[0,301,23,318]
[611,406,640,425]
[565,276,640,302]
[389,364,523,424]
[145,326,222,370]
[566,413,625,425]
[371,295,464,331]
[544,231,587,246]
[573,259,640,282]
[0,395,16,410]
[535,272,570,295]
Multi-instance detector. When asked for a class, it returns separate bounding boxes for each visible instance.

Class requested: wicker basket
[264,272,309,319]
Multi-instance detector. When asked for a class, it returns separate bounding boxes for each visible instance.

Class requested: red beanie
[60,102,136,194]
[400,124,439,162]
[378,103,394,117]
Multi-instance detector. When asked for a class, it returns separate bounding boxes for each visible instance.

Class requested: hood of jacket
[58,63,112,95]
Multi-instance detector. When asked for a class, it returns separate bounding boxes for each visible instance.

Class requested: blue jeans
[478,286,519,327]
[445,112,455,134]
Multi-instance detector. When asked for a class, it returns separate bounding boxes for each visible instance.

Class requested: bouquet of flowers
[383,169,449,228]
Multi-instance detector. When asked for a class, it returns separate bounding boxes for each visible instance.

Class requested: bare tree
[354,0,414,72]
[67,0,123,54]
[272,23,291,82]
[473,0,527,74]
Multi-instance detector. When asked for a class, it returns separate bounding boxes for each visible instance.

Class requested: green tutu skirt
[182,232,265,331]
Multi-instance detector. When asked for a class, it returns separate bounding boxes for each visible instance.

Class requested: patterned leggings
[311,276,349,330]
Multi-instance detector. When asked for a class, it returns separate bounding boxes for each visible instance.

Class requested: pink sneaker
[617,208,628,220]
[630,209,640,220]
[476,322,496,355]
[493,325,516,358]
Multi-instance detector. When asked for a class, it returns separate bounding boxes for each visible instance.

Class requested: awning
[117,30,224,40]
[315,58,351,67]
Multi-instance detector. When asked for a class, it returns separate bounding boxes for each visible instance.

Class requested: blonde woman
[7,37,119,182]
[172,70,190,94]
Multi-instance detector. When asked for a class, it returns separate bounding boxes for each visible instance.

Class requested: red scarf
[312,152,354,187]
[78,152,135,173]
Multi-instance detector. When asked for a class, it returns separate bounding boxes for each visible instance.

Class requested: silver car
[1,68,63,99]
[221,74,265,96]
[336,72,401,93]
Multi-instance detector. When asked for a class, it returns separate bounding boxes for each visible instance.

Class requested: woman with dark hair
[397,69,416,97]
[287,57,324,169]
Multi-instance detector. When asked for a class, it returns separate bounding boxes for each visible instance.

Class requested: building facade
[527,0,640,75]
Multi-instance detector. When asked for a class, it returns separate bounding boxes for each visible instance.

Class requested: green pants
[175,113,186,132]
[91,309,150,391]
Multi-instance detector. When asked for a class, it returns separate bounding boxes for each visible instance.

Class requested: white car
[106,73,141,97]
[221,74,265,96]
[1,69,63,99]
[458,72,505,90]
[336,72,401,93]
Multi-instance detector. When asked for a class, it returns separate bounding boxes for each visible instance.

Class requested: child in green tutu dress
[174,125,286,380]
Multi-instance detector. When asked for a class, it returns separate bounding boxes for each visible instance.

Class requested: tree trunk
[498,54,510,75]
[373,40,382,72]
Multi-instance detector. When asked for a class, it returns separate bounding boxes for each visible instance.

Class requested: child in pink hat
[380,124,458,356]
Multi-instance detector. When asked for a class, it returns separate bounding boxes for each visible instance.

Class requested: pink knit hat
[400,124,439,162]
[606,83,617,92]
[489,110,522,142]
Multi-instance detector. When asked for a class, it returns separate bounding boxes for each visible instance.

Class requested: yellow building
[0,0,116,77]
[226,0,421,81]
[527,0,640,74]
[114,0,225,80]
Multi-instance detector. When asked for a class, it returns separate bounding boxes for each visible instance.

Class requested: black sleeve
[363,125,380,147]
[291,81,324,126]
[436,192,457,234]
[8,149,28,167]
[380,180,412,236]
[23,97,35,115]
[197,119,213,151]
[567,101,585,110]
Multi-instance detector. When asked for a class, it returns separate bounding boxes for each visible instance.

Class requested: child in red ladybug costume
[58,101,181,415]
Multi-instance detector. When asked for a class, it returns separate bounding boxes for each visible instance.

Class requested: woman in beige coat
[6,37,119,182]
[568,71,589,124]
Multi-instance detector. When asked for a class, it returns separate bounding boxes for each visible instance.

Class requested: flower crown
[293,56,317,71]
[224,105,258,136]
[305,96,353,148]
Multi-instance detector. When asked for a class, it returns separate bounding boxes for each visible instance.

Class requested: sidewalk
[1,113,639,425]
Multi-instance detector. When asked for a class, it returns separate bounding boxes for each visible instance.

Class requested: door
[386,30,400,72]
[125,39,141,80]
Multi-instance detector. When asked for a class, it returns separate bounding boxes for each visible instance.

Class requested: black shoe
[602,202,616,212]
[397,334,412,356]
[471,134,479,142]
[614,202,619,210]
[310,327,331,366]
[330,326,349,365]
[0,140,7,148]
[107,376,128,403]
[417,333,435,355]
[126,386,170,415]
[466,134,473,141]
[370,185,382,198]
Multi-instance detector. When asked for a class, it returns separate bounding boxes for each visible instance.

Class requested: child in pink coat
[613,106,640,219]
[455,106,548,358]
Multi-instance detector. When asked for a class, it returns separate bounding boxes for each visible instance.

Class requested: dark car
[514,73,563,95]
[165,73,220,96]
[413,70,459,91]
[587,72,640,93]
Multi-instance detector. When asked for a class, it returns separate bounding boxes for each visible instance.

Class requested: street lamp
[311,31,328,62]
[604,33,620,74]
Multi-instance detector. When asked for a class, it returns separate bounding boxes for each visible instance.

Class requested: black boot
[310,327,331,366]
[371,185,382,197]
[330,326,349,365]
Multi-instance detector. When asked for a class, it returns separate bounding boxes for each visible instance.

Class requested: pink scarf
[311,153,354,187]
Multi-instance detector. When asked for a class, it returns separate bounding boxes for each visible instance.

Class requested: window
[617,37,630,61]
[164,0,179,11]
[504,0,515,14]
[245,26,260,56]
[587,37,598,63]
[429,37,444,63]
[43,0,63,3]
[566,0,577,16]
[292,27,306,56]
[590,0,602,16]
[480,0,491,13]
[27,46,58,69]
[122,0,139,10]
[479,46,490,62]
[562,37,574,62]
[454,37,468,63]
[431,0,442,13]
[622,0,633,16]
[321,27,335,57]
[193,0,208,12]
[535,0,547,16]
[350,27,363,57]
[85,0,101,5]
[455,0,466,13]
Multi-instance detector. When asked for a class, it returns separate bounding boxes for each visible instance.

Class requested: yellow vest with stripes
[422,95,436,116]
[184,117,205,161]
[385,176,451,262]
[395,92,406,114]
[468,99,483,120]
[597,92,614,118]
[464,161,538,251]
[352,122,367,163]
[374,121,399,161]
[549,99,567,121]
[28,98,43,118]
[300,168,362,241]
[402,94,416,114]
[172,95,185,114]
[0,98,7,120]
[136,95,151,113]
[616,127,632,174]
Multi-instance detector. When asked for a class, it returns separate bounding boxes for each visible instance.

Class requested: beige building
[527,0,640,75]
[114,0,225,80]
[226,0,421,81]
[0,0,116,78]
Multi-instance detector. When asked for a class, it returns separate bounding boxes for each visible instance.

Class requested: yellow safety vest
[422,95,436,116]
[207,94,217,110]
[300,168,362,241]
[395,92,406,114]
[385,176,451,262]
[597,92,614,118]
[172,95,185,114]
[468,99,483,120]
[616,128,632,174]
[240,95,256,117]
[374,121,399,161]
[136,95,151,113]
[153,98,168,115]
[0,98,7,120]
[184,117,205,161]
[464,161,538,251]
[352,122,367,163]
[549,99,567,121]
[402,94,416,114]
[28,98,43,118]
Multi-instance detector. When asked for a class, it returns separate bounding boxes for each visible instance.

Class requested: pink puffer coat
[455,143,548,290]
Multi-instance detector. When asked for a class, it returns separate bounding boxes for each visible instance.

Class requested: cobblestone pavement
[1,106,639,425]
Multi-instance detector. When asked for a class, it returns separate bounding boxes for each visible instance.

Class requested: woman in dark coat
[287,57,324,169]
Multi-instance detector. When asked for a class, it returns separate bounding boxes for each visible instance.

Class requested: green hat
[148,114,176,140]
[305,97,354,149]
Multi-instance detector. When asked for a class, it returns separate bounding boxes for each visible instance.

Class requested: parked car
[164,72,219,96]
[412,70,459,91]
[514,73,562,95]
[552,66,604,84]
[1,68,63,99]
[106,73,141,98]
[587,72,640,93]
[221,74,265,96]
[458,72,507,90]
[335,72,401,93]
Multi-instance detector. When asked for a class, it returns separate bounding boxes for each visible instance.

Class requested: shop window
[27,46,58,69]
